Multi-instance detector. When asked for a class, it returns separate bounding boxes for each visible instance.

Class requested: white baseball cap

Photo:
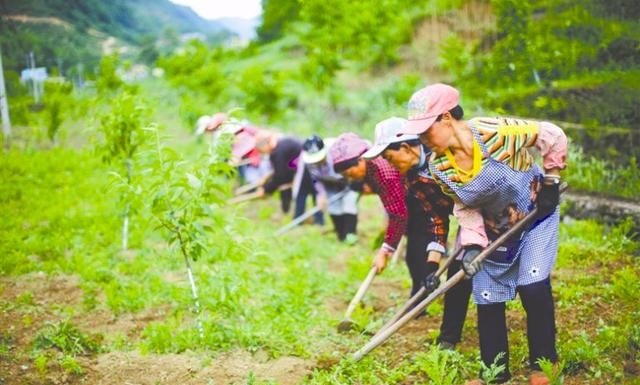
[361,117,418,160]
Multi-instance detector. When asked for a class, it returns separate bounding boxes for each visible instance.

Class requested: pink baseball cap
[208,112,228,131]
[232,131,257,160]
[328,132,370,167]
[402,83,460,135]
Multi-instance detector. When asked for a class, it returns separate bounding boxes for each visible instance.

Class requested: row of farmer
[199,83,568,385]
[197,112,359,243]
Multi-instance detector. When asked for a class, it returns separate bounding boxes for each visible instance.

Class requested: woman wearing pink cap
[400,84,568,385]
[329,133,408,273]
[363,118,472,350]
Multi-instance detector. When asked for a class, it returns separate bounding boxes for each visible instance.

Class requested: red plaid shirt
[404,167,454,252]
[364,158,407,249]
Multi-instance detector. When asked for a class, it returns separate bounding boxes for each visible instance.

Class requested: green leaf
[186,173,202,190]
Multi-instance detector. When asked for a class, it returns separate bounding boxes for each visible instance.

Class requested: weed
[110,334,133,351]
[60,354,83,374]
[33,320,101,355]
[22,314,33,327]
[15,292,34,307]
[560,331,600,375]
[0,332,14,358]
[480,352,507,384]
[414,345,465,385]
[538,358,565,385]
[34,353,49,375]
[610,267,640,308]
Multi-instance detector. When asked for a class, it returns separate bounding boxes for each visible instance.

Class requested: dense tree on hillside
[437,0,640,127]
[0,0,229,79]
[257,0,301,42]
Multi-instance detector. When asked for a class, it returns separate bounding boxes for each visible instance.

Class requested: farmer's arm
[414,178,454,256]
[535,121,568,175]
[453,201,488,248]
[376,168,407,251]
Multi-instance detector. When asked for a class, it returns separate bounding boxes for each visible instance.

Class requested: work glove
[422,261,441,293]
[462,245,484,278]
[349,181,365,192]
[536,176,560,219]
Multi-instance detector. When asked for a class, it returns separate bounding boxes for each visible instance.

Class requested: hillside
[0,0,230,73]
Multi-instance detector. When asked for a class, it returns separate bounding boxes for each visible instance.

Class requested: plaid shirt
[364,158,407,250]
[405,167,454,253]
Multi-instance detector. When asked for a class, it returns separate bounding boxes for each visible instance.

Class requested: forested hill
[0,0,230,71]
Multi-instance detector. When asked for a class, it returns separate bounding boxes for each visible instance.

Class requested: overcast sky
[169,0,262,19]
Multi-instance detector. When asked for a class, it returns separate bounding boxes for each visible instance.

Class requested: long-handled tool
[390,236,406,266]
[235,180,263,196]
[337,266,378,332]
[228,182,293,205]
[227,190,263,204]
[275,205,322,236]
[275,190,348,236]
[234,172,274,195]
[351,183,567,361]
[232,158,254,167]
[373,248,462,337]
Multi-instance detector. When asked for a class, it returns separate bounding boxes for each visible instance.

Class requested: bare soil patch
[83,350,311,385]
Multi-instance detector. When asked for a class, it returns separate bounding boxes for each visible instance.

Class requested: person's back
[263,136,302,194]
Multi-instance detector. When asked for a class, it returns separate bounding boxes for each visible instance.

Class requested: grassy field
[1,105,639,385]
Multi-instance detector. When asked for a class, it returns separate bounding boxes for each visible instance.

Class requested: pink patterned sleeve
[370,159,407,250]
[536,121,568,170]
[453,202,489,248]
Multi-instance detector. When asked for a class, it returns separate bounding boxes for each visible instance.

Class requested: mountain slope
[0,0,230,73]
[215,17,259,41]
[1,0,226,42]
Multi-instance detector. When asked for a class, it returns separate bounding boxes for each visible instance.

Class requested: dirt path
[83,350,310,385]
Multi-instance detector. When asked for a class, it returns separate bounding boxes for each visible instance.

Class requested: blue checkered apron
[430,126,559,304]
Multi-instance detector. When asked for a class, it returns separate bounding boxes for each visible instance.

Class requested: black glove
[422,261,440,293]
[536,177,560,219]
[349,181,365,192]
[462,245,483,277]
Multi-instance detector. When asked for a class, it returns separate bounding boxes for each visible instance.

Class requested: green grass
[1,83,639,384]
[564,146,640,200]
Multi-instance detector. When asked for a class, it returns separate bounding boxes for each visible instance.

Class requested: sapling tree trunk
[95,91,147,251]
[122,158,132,250]
[147,127,235,341]
[179,238,205,339]
[122,208,129,250]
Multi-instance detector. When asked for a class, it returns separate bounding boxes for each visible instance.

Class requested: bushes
[564,146,639,199]
[483,73,640,129]
[444,0,640,129]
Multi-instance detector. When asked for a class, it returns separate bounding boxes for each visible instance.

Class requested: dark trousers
[405,194,471,343]
[477,278,558,383]
[280,188,292,213]
[293,169,324,225]
[405,194,431,298]
[330,214,357,241]
[437,260,472,345]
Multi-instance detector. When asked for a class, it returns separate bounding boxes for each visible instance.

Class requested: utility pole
[56,57,64,77]
[0,47,11,138]
[29,52,41,104]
